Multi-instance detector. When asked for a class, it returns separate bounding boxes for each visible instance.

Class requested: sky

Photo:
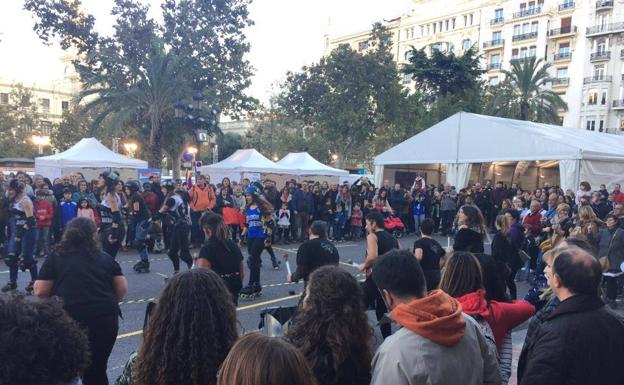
[0,0,413,104]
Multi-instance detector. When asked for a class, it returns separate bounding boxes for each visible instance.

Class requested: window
[358,40,369,51]
[0,93,8,105]
[62,101,69,111]
[491,53,501,64]
[439,21,443,31]
[513,24,521,35]
[464,15,468,26]
[452,18,456,29]
[586,120,596,131]
[433,23,437,33]
[557,67,568,78]
[40,121,52,135]
[529,46,537,57]
[420,26,424,36]
[403,73,412,84]
[492,31,502,41]
[495,8,503,20]
[601,91,607,105]
[470,14,474,25]
[594,64,605,78]
[462,39,472,50]
[620,119,624,131]
[599,120,604,132]
[589,90,598,104]
[445,20,449,30]
[559,42,570,53]
[531,21,538,33]
[21,95,30,107]
[520,47,528,58]
[489,77,500,86]
[41,98,50,113]
[512,48,519,59]
[597,40,607,53]
[431,43,442,53]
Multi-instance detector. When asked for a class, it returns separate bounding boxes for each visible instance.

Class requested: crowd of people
[2,169,624,385]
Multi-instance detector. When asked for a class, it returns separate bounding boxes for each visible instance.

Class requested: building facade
[326,0,624,135]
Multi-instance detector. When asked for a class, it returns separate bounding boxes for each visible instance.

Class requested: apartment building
[0,54,80,136]
[326,0,624,135]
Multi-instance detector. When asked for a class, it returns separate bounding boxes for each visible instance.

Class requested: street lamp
[123,142,138,158]
[187,146,198,155]
[31,135,50,155]
[331,153,339,161]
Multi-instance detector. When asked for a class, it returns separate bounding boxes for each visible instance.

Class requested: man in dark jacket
[288,221,339,285]
[518,246,624,385]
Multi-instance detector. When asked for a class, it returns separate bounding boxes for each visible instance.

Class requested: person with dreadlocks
[239,183,274,299]
[97,171,125,259]
[154,180,192,275]
[125,180,152,273]
[2,179,38,293]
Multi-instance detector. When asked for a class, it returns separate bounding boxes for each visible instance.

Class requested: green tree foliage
[276,23,406,167]
[0,85,42,158]
[217,132,243,160]
[24,0,255,167]
[50,108,91,151]
[485,57,567,123]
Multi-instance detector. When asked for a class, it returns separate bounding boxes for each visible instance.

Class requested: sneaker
[1,282,17,292]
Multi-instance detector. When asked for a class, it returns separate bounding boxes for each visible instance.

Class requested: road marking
[339,261,360,269]
[154,272,168,279]
[116,293,300,340]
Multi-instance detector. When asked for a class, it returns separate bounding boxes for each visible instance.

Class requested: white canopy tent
[198,149,293,185]
[277,152,349,177]
[374,112,624,191]
[35,138,148,180]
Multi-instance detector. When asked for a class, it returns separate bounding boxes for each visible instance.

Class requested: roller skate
[133,260,150,273]
[272,259,281,271]
[239,283,262,300]
[1,282,17,292]
[24,281,34,295]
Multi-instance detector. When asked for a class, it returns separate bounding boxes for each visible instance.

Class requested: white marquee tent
[35,138,148,180]
[277,152,349,177]
[198,149,292,184]
[374,112,624,191]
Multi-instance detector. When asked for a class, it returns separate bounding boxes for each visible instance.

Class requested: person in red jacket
[522,200,543,238]
[439,251,535,384]
[34,189,54,258]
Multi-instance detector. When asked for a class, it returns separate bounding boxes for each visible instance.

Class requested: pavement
[4,233,538,384]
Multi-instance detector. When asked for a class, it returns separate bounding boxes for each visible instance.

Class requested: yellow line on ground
[116,293,300,340]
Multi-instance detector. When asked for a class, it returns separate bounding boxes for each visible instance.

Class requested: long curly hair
[286,266,372,385]
[54,217,101,258]
[0,294,91,385]
[133,269,238,385]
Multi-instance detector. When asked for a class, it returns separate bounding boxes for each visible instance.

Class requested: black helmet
[142,182,151,191]
[126,180,141,192]
[162,179,176,190]
[100,171,120,183]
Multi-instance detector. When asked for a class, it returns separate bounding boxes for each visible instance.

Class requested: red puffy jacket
[34,199,54,228]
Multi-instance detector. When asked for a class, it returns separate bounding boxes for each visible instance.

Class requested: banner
[137,168,162,183]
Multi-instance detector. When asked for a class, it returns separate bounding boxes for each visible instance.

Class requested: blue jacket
[291,189,304,212]
[60,200,77,227]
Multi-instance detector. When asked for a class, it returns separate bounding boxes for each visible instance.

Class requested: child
[333,204,346,242]
[412,193,426,235]
[277,202,291,243]
[59,188,77,232]
[77,198,95,222]
[350,201,364,239]
[34,189,54,258]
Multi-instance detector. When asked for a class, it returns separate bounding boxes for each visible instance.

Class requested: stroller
[384,215,406,239]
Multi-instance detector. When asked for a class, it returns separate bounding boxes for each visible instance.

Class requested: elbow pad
[112,211,122,226]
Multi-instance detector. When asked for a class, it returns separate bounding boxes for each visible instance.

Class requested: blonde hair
[556,203,570,217]
[577,205,599,226]
[495,215,510,235]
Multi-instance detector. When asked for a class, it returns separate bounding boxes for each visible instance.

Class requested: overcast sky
[0,0,413,104]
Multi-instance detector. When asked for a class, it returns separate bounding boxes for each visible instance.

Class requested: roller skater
[96,171,125,259]
[154,180,192,275]
[126,180,152,273]
[2,180,37,294]
[239,184,274,300]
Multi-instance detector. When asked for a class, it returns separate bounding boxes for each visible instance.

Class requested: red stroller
[384,215,406,239]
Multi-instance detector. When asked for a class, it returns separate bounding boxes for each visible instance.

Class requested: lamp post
[123,142,138,158]
[31,135,51,155]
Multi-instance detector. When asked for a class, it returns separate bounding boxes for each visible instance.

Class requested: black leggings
[507,266,520,300]
[77,314,119,385]
[363,276,391,339]
[247,238,265,286]
[168,222,192,272]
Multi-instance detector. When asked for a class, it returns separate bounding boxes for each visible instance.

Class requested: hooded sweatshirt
[391,289,466,347]
[457,289,535,348]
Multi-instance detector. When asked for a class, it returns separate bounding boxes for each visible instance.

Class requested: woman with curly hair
[0,294,90,385]
[287,266,372,385]
[115,268,238,385]
[218,333,317,385]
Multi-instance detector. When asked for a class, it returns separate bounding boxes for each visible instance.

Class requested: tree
[276,23,406,167]
[485,57,567,123]
[25,0,256,168]
[217,132,243,160]
[0,85,42,158]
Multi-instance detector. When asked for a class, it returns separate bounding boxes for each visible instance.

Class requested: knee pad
[5,254,17,268]
[21,257,36,270]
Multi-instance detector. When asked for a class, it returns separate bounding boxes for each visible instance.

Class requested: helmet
[245,185,261,196]
[126,180,141,192]
[100,171,120,183]
[162,179,176,190]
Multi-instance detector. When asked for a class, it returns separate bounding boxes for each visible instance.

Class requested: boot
[1,282,17,292]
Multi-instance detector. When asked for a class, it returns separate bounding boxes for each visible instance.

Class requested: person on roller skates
[154,180,192,276]
[2,180,38,293]
[240,184,274,300]
[96,171,125,259]
[126,180,152,273]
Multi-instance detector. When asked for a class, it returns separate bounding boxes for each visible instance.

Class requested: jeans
[36,226,50,256]
[413,214,425,235]
[333,222,343,240]
[292,211,309,241]
[190,209,204,244]
[134,220,151,262]
[6,218,38,284]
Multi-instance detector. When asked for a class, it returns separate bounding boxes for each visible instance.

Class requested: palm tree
[79,44,189,167]
[486,57,567,124]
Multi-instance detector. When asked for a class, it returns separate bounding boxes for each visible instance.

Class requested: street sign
[195,161,203,168]
[183,162,192,168]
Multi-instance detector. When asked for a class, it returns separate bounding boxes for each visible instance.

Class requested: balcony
[483,39,505,49]
[552,77,570,86]
[558,1,575,11]
[510,55,536,64]
[596,0,614,10]
[586,22,624,37]
[490,17,504,25]
[583,75,612,84]
[512,31,538,42]
[513,7,542,19]
[548,26,578,37]
[488,63,502,71]
[613,100,624,109]
[590,51,611,62]
[553,51,572,61]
